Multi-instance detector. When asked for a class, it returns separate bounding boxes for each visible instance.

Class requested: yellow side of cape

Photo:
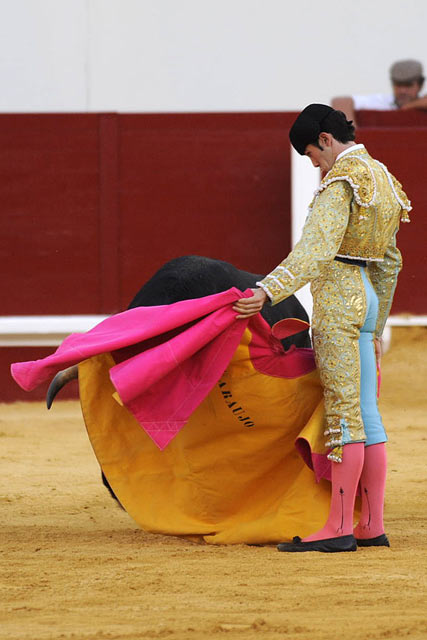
[79,329,332,544]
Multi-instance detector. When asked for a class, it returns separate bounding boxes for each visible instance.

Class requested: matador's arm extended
[258,181,352,305]
[367,231,402,338]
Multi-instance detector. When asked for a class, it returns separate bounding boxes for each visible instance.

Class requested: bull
[46,255,310,504]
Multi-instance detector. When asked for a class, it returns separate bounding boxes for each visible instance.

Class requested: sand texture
[1,327,427,640]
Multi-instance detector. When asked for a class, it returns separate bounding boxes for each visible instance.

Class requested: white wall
[0,0,426,112]
[0,0,88,111]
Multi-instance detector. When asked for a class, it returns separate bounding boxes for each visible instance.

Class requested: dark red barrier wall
[1,112,296,316]
[118,113,294,309]
[2,115,101,314]
[1,110,427,402]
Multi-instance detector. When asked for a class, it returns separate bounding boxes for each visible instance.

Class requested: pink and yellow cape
[12,289,333,544]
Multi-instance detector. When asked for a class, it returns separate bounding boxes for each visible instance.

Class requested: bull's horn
[46,365,78,409]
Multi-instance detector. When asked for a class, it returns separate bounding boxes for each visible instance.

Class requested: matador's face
[304,141,335,173]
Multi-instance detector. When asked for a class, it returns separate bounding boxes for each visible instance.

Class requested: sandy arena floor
[1,327,427,640]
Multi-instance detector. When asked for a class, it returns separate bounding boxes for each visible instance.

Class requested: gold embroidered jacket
[258,146,411,337]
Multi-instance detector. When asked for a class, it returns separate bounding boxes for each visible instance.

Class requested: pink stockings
[303,442,387,542]
[353,443,387,539]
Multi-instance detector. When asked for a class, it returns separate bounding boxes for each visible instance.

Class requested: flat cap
[289,104,334,155]
[390,59,423,83]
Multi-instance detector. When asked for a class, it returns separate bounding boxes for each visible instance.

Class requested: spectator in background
[332,59,427,124]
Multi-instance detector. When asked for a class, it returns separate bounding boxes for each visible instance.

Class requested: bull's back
[128,256,310,349]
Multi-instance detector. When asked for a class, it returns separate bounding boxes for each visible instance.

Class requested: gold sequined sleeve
[258,181,352,305]
[367,230,402,337]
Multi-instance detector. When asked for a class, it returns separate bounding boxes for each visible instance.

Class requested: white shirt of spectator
[352,94,397,110]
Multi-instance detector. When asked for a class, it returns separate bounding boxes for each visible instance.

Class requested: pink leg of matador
[353,442,387,539]
[303,443,365,542]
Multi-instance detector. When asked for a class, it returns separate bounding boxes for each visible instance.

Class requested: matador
[233,103,411,553]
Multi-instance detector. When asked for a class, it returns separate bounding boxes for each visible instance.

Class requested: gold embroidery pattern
[259,148,410,310]
[311,261,367,462]
[312,148,410,262]
[380,164,412,221]
[312,156,376,208]
[368,232,402,337]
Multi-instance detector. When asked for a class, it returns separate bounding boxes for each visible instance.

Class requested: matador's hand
[232,288,268,319]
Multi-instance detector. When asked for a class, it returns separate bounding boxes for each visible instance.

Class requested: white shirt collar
[336,143,365,162]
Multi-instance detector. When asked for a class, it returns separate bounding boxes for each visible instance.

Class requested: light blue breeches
[356,267,387,447]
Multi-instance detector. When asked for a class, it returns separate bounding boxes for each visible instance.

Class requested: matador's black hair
[290,104,355,155]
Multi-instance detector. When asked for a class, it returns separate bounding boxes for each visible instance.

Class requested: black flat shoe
[277,534,357,553]
[355,533,390,547]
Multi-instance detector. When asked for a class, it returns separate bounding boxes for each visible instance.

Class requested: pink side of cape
[11,289,247,392]
[11,289,317,451]
[11,289,251,448]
